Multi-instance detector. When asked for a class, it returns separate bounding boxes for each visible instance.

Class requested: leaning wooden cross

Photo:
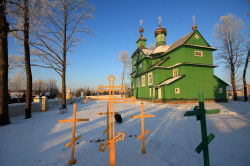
[131,102,154,154]
[184,92,220,166]
[58,104,89,165]
[84,75,136,166]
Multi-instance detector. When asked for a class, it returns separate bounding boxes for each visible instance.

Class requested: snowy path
[0,101,250,166]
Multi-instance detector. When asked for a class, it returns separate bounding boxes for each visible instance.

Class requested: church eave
[134,56,153,66]
[157,75,186,87]
[131,47,141,58]
[183,44,217,50]
[156,63,218,69]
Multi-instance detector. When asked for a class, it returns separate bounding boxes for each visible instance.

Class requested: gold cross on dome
[158,16,162,25]
[192,16,196,25]
[140,20,143,27]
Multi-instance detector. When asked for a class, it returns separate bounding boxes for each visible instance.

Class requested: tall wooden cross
[131,102,154,154]
[84,75,136,166]
[184,92,220,166]
[58,104,89,165]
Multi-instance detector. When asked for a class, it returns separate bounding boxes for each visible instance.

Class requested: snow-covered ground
[1,100,250,166]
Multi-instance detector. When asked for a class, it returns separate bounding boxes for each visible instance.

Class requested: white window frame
[137,78,140,87]
[194,51,203,57]
[139,63,142,68]
[142,75,145,87]
[219,88,223,93]
[148,72,153,85]
[173,68,178,77]
[175,88,180,94]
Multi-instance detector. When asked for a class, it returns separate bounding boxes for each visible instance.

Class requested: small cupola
[136,20,147,48]
[154,16,167,46]
[192,16,197,31]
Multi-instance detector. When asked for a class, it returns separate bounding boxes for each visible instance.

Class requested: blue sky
[8,0,250,90]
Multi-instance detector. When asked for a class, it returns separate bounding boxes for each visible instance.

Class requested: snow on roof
[142,48,153,56]
[162,31,195,55]
[152,44,169,54]
[157,75,184,87]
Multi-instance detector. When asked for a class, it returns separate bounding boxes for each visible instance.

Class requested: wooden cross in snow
[58,104,89,165]
[131,102,154,154]
[84,75,136,166]
[184,92,220,166]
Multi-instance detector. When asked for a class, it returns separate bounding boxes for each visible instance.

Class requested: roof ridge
[162,30,196,55]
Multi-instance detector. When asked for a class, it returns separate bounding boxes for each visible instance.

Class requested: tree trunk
[122,64,125,86]
[61,68,66,109]
[121,64,125,97]
[231,64,238,101]
[61,6,67,109]
[243,49,250,102]
[24,0,32,119]
[0,0,11,125]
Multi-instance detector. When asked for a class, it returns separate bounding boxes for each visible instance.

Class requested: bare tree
[10,70,26,91]
[213,13,245,101]
[7,0,41,118]
[32,78,47,91]
[118,50,131,87]
[30,0,94,109]
[47,78,58,96]
[0,0,11,125]
[74,87,83,97]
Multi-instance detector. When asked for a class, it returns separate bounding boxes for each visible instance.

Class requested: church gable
[185,30,210,47]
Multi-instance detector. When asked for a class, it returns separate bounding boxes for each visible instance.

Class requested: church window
[137,78,140,87]
[175,88,180,94]
[173,69,178,77]
[195,51,203,57]
[148,72,153,85]
[195,34,199,39]
[142,75,145,86]
[139,63,142,68]
[219,88,223,93]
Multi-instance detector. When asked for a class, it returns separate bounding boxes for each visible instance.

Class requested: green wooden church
[130,17,228,103]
